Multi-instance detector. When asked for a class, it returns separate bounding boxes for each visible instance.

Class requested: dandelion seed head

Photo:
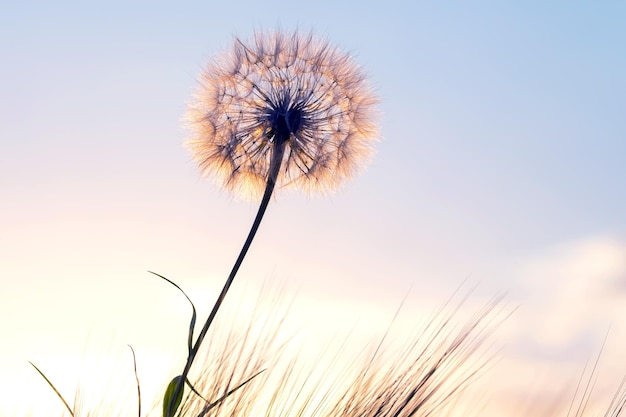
[186,30,379,200]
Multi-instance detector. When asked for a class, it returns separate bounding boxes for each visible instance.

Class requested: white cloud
[511,236,626,350]
[480,236,626,416]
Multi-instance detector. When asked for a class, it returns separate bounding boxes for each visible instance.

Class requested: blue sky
[1,1,625,415]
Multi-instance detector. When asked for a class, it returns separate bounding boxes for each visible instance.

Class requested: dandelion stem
[167,136,287,417]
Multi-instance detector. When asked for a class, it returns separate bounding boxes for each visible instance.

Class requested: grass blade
[128,345,141,417]
[149,270,197,356]
[29,361,74,417]
[198,369,266,417]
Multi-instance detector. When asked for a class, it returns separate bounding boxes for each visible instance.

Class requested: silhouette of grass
[30,282,626,417]
[30,288,507,417]
[561,334,626,417]
[511,332,626,417]
[165,290,507,417]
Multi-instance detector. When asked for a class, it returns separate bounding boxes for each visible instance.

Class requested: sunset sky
[1,1,625,416]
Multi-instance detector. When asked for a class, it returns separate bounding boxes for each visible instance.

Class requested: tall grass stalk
[172,292,506,417]
[31,288,508,417]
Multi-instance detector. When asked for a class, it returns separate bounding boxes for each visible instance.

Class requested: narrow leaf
[185,377,208,402]
[128,345,141,417]
[149,271,197,356]
[29,361,74,417]
[199,369,266,416]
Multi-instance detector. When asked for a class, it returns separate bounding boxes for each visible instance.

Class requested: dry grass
[165,291,507,417]
[31,288,509,417]
[33,287,626,417]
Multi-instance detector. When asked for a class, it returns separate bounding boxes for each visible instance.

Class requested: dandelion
[167,30,379,417]
[186,30,378,199]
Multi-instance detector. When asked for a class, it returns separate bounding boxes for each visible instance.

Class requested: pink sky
[1,1,625,416]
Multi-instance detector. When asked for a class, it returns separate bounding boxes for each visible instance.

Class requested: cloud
[511,236,626,351]
[471,237,626,416]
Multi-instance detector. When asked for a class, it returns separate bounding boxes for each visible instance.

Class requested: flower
[171,34,378,409]
[186,30,378,199]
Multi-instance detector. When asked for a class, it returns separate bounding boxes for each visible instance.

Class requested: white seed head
[186,30,379,200]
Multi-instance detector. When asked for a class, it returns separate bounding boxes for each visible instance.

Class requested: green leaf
[163,375,184,417]
[149,271,197,356]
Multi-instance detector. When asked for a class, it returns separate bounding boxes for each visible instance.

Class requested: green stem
[167,138,287,417]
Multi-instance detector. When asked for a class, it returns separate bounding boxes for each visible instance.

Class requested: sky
[1,1,625,416]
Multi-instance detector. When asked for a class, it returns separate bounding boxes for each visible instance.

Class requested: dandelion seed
[186,29,378,199]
